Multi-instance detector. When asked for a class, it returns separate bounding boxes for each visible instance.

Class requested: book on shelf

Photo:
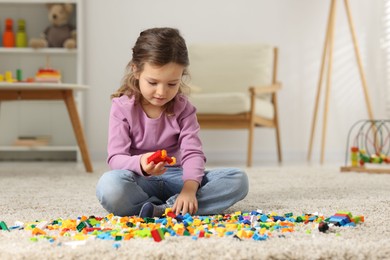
[13,135,51,147]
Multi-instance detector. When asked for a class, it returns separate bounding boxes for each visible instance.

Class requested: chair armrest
[249,82,282,95]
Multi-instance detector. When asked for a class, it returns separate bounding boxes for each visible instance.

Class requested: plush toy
[29,3,76,49]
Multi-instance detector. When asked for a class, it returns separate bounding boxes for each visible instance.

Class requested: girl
[96,27,249,217]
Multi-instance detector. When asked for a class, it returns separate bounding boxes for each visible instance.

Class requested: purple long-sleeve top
[107,94,206,184]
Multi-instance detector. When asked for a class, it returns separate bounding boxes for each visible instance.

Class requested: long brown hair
[111,27,190,114]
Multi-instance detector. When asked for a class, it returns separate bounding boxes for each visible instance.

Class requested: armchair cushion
[190,92,274,119]
[187,44,274,101]
[187,44,276,120]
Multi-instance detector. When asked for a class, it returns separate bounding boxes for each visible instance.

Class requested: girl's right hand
[140,152,167,176]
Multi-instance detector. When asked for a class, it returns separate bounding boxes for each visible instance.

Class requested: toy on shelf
[0,69,35,83]
[16,19,28,48]
[3,18,15,47]
[34,55,62,83]
[340,119,390,174]
[1,56,62,83]
[147,149,176,165]
[16,69,23,81]
[35,68,61,83]
[0,22,2,47]
[29,3,76,49]
[4,71,16,82]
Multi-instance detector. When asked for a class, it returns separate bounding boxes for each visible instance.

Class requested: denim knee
[225,168,249,200]
[96,170,135,216]
[235,169,249,199]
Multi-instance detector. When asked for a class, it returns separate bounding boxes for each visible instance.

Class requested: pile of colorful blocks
[0,210,364,244]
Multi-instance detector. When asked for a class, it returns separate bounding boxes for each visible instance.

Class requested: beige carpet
[0,161,389,260]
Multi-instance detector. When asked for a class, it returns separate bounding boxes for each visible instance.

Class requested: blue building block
[328,216,350,226]
[273,216,286,222]
[260,215,268,222]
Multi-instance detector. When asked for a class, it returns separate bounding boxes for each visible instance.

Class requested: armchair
[187,44,282,166]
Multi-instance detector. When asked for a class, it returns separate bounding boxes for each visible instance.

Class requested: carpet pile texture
[0,162,389,259]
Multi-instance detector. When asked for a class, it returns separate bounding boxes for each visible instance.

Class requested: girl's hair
[111,27,190,114]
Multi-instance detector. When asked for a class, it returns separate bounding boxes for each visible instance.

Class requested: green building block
[0,221,10,231]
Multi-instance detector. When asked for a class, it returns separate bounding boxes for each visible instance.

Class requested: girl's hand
[172,180,199,215]
[140,152,167,176]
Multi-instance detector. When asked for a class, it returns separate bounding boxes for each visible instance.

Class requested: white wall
[84,0,387,166]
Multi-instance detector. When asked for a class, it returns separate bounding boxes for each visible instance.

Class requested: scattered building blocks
[0,210,364,244]
[326,211,364,227]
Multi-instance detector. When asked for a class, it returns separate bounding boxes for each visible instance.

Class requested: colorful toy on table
[35,68,61,83]
[147,149,176,165]
[3,18,15,47]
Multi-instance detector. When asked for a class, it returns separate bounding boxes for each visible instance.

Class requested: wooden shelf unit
[0,0,90,167]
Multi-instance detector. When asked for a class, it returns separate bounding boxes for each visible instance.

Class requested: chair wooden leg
[247,124,254,167]
[273,96,282,163]
[63,90,93,173]
[272,48,282,163]
[275,124,282,163]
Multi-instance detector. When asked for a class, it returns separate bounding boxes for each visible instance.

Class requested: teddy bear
[29,3,76,49]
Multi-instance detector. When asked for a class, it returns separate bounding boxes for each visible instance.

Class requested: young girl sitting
[96,27,249,218]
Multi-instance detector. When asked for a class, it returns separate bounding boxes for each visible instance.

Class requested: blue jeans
[96,167,249,216]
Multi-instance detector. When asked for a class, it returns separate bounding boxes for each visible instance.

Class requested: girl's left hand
[172,180,199,215]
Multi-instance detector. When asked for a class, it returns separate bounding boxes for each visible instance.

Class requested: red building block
[147,150,176,165]
[151,228,165,242]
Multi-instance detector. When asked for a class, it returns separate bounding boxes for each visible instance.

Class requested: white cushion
[189,92,274,119]
[188,44,274,95]
[187,44,275,119]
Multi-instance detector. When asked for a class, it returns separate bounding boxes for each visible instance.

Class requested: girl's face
[136,62,183,109]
